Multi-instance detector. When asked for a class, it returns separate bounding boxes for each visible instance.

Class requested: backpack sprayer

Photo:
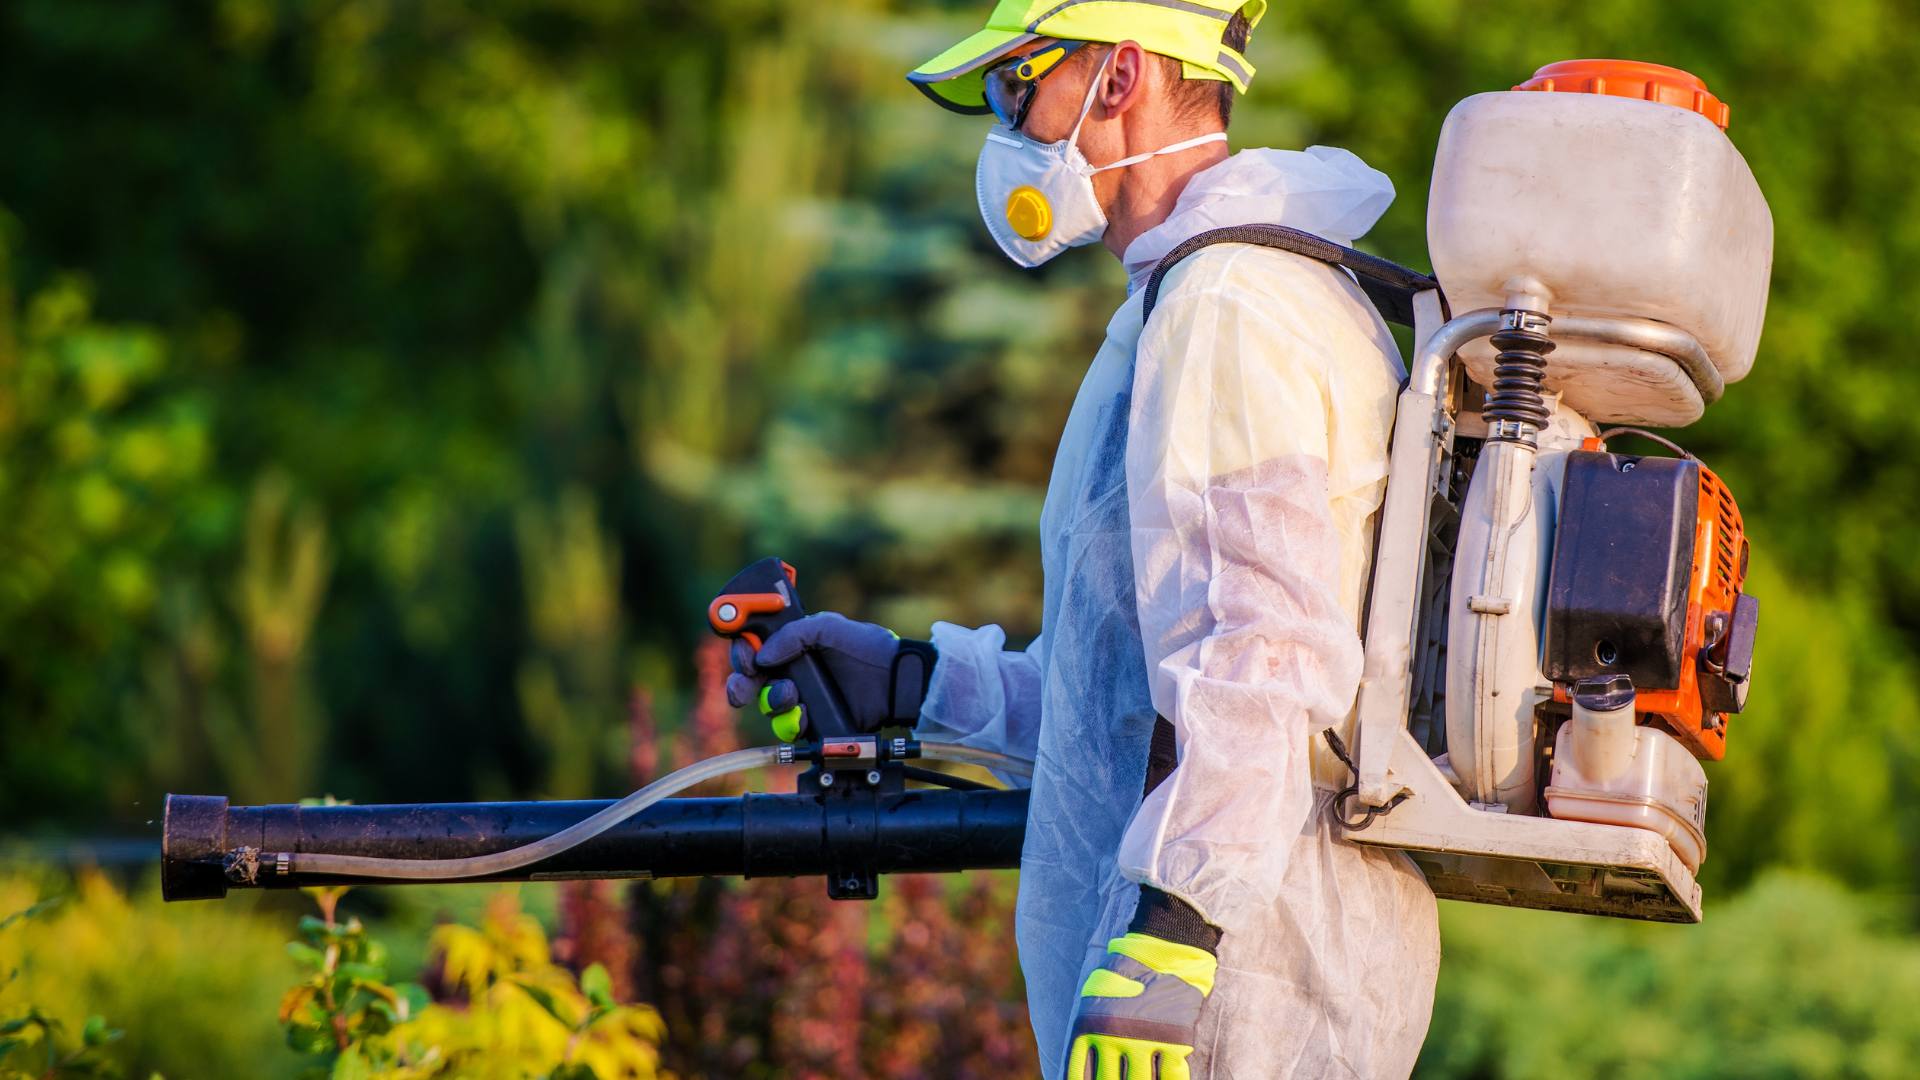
[1331,59,1768,922]
[162,59,1769,926]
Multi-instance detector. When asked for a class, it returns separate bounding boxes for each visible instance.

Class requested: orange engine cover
[1553,441,1752,760]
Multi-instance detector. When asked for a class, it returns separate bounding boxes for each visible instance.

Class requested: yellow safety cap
[905,0,1267,112]
[1005,185,1052,240]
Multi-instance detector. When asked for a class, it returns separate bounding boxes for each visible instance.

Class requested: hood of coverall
[1121,145,1396,291]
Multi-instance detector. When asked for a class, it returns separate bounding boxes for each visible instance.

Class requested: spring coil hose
[1483,310,1556,434]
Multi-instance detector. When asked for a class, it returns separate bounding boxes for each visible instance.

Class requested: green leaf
[350,1008,393,1039]
[547,1065,599,1080]
[286,942,325,968]
[395,983,430,1021]
[334,962,385,986]
[0,898,64,934]
[330,1045,371,1080]
[79,1016,121,1047]
[362,999,401,1030]
[579,963,615,1010]
[512,980,569,1026]
[284,1022,336,1056]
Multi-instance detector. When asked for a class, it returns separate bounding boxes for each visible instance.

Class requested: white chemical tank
[1428,60,1774,428]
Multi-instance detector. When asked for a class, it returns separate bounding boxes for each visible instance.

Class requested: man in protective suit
[727,1,1441,1075]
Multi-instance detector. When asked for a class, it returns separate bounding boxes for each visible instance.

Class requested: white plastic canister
[1428,60,1774,428]
[1547,720,1710,873]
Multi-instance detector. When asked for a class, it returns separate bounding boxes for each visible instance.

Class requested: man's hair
[1163,8,1253,128]
[1068,8,1253,129]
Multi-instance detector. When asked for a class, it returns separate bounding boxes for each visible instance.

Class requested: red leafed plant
[554,640,1038,1079]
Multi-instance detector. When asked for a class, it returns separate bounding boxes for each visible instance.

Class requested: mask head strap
[1090,131,1228,174]
[1067,47,1228,173]
[1066,47,1114,146]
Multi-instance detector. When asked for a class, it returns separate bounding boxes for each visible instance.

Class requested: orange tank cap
[1515,59,1730,130]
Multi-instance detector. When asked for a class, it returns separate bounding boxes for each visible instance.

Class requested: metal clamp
[1322,729,1410,833]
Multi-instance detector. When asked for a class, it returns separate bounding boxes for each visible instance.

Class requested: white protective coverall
[918,146,1442,1078]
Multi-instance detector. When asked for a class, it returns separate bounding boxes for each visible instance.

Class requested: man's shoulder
[1137,238,1405,394]
[1149,240,1392,342]
[1154,240,1363,308]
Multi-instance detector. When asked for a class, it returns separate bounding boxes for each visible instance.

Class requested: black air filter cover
[1543,450,1699,688]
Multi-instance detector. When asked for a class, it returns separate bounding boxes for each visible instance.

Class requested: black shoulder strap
[1140,223,1439,329]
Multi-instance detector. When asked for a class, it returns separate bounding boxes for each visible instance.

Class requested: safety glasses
[983,40,1095,131]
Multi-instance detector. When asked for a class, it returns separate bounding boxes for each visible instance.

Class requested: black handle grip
[708,558,859,739]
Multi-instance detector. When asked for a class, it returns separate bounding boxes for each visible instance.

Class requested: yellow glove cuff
[1108,932,1218,996]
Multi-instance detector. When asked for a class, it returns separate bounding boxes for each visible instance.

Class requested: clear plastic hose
[921,741,1033,780]
[285,746,783,881]
[276,741,1032,882]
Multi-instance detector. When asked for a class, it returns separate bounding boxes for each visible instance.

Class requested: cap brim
[906,27,1038,115]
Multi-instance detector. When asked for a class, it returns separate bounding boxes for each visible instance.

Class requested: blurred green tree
[0,0,1914,934]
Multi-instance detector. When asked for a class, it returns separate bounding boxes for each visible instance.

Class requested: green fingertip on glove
[757,685,803,742]
[1066,933,1218,1080]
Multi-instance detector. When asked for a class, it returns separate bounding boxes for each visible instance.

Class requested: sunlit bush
[0,869,292,1078]
[1420,872,1920,1078]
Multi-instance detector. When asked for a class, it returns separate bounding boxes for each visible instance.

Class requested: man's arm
[915,623,1044,782]
[726,613,1041,777]
[1116,247,1367,932]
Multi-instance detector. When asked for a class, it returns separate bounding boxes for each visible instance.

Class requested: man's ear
[1097,40,1150,119]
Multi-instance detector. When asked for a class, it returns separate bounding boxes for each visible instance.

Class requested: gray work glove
[1065,888,1223,1080]
[724,612,936,740]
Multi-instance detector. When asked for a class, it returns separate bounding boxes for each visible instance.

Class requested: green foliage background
[1,0,1916,1076]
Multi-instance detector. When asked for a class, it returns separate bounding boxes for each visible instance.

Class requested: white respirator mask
[975,50,1228,268]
